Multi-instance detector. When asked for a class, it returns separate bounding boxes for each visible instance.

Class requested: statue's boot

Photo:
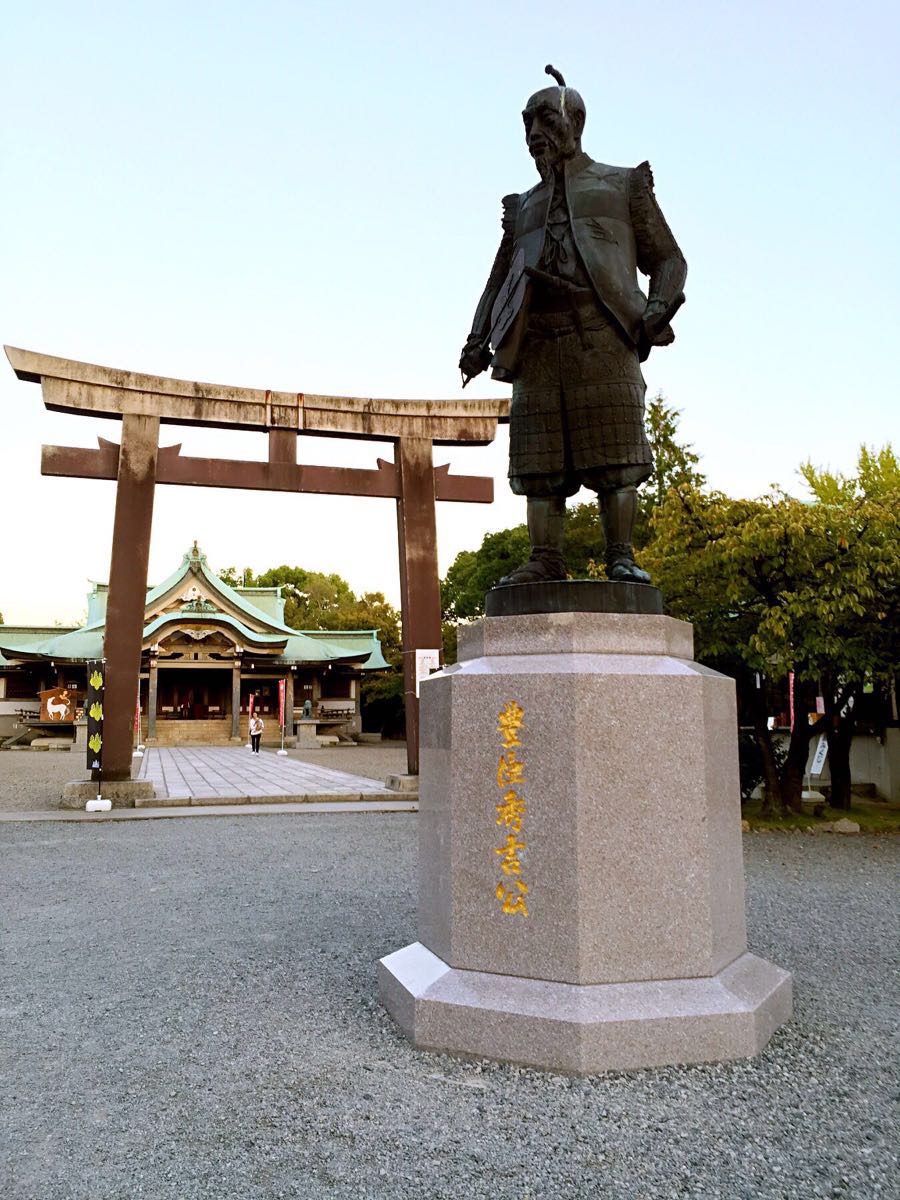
[600,486,651,584]
[499,496,567,585]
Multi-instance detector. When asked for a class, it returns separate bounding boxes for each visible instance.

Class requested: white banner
[810,733,828,777]
[414,649,441,697]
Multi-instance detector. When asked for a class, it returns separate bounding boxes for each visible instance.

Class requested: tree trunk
[755,726,782,816]
[820,676,859,811]
[827,710,857,810]
[750,686,781,815]
[781,730,807,814]
[780,679,819,815]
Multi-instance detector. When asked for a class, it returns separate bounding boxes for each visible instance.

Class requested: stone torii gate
[5,347,508,783]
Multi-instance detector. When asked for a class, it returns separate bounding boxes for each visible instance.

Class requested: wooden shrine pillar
[231,656,242,740]
[285,672,295,739]
[102,414,159,780]
[147,657,159,741]
[395,437,443,777]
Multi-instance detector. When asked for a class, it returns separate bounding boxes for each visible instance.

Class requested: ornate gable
[144,542,287,636]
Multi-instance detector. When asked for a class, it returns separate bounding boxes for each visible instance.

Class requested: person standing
[249,713,264,754]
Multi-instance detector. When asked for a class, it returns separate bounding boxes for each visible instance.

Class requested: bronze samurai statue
[460,66,686,585]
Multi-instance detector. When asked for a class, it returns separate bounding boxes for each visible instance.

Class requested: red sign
[248,692,255,719]
[278,679,286,728]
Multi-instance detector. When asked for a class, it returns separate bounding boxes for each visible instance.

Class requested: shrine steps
[142,719,234,746]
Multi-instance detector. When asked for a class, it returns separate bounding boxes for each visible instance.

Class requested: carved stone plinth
[378,611,791,1073]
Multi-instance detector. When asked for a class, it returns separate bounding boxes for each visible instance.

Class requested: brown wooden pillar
[395,436,443,776]
[101,413,159,780]
[231,656,242,740]
[147,657,158,741]
[285,672,294,739]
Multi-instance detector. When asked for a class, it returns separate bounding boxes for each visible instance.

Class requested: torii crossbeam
[6,347,509,781]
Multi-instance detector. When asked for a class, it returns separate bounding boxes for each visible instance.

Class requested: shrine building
[0,543,388,746]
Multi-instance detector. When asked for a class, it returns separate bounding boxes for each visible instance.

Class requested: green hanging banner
[85,660,104,778]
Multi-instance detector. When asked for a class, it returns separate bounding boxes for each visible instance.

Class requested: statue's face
[522,87,580,175]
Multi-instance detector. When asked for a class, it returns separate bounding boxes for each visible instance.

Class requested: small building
[0,543,388,746]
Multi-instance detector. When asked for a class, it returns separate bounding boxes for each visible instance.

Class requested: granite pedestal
[378,609,791,1073]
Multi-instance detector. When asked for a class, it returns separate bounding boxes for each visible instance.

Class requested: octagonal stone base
[379,943,791,1074]
[378,611,792,1073]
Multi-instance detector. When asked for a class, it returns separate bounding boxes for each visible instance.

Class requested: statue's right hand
[459,337,491,382]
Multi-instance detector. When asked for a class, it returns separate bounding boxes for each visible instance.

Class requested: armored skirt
[508,300,653,498]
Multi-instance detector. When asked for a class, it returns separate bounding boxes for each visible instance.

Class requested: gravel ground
[1,819,897,1200]
[0,741,410,812]
[282,740,409,783]
[0,751,81,813]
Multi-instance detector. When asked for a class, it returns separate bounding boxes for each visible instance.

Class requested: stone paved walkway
[135,746,403,805]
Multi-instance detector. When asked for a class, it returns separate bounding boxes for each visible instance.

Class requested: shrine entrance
[6,346,507,781]
[152,668,230,722]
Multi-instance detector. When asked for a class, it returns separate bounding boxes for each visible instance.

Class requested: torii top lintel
[4,347,510,446]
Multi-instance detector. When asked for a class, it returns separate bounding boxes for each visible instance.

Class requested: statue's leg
[527,494,567,574]
[598,486,651,584]
[499,495,567,585]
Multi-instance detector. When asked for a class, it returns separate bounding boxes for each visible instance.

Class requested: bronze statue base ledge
[485,579,662,617]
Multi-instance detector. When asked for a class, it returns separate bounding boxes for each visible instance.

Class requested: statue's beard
[530,136,575,179]
[533,150,556,179]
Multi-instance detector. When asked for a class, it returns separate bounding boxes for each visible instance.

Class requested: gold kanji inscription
[493,700,530,916]
[495,789,526,834]
[496,879,529,916]
[494,833,526,876]
[497,750,525,788]
[497,700,524,748]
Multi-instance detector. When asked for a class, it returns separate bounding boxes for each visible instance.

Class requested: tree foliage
[217,563,404,734]
[635,393,706,547]
[440,529,530,622]
[644,444,899,810]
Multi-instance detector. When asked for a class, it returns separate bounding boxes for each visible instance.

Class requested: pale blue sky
[1,0,897,623]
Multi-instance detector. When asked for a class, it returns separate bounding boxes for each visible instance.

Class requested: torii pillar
[103,414,159,777]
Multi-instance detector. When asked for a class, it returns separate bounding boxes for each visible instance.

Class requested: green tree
[441,528,531,622]
[250,566,358,629]
[216,563,404,736]
[342,590,404,733]
[635,393,706,548]
[218,566,255,588]
[645,445,899,812]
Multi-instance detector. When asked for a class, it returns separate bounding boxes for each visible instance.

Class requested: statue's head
[523,65,586,177]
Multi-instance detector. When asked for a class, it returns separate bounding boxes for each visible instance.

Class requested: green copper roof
[233,586,286,623]
[0,626,80,666]
[142,609,288,647]
[0,627,104,663]
[144,546,298,635]
[295,630,389,670]
[0,546,388,671]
